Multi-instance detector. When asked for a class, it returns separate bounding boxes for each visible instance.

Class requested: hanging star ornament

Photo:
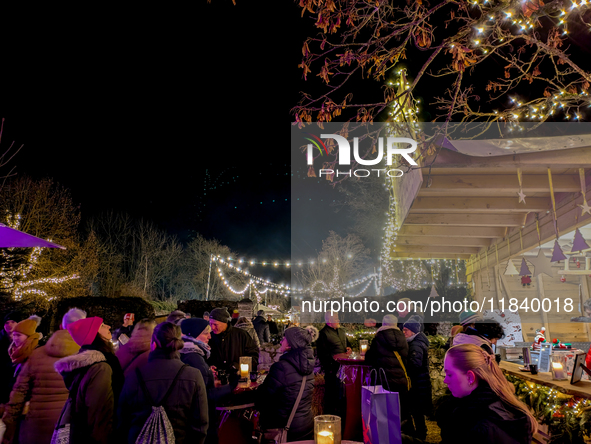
[517,188,527,204]
[528,248,554,278]
[580,200,591,216]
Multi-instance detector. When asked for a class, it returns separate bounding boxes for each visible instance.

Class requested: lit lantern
[314,415,341,444]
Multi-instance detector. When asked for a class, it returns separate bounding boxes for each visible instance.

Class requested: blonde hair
[445,344,537,436]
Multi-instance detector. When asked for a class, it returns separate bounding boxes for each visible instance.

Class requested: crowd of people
[0,304,536,444]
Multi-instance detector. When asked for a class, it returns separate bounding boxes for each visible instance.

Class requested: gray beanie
[284,325,320,349]
[61,308,87,330]
[382,314,398,326]
[210,307,231,323]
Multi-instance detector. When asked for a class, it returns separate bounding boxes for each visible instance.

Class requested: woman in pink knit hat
[54,317,123,444]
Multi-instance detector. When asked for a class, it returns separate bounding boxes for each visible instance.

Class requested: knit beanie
[403,317,421,334]
[67,317,103,346]
[13,319,38,337]
[210,308,231,323]
[459,310,483,326]
[284,325,319,349]
[382,314,398,327]
[181,318,210,338]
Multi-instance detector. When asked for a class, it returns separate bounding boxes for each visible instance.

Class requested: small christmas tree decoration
[571,228,590,252]
[519,258,531,276]
[504,259,519,276]
[551,240,567,262]
[429,284,439,298]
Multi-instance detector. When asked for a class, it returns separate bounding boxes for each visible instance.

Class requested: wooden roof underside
[390,146,591,262]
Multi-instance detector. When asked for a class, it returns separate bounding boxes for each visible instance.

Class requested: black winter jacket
[436,382,532,443]
[117,348,209,444]
[252,316,271,344]
[365,326,409,393]
[316,325,350,375]
[407,332,432,408]
[0,329,14,403]
[207,324,259,372]
[256,347,315,441]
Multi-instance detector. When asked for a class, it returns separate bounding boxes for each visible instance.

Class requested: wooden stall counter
[500,361,591,399]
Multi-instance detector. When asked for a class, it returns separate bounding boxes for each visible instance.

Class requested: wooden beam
[393,245,481,255]
[398,225,505,238]
[404,213,526,227]
[409,197,551,213]
[419,174,580,197]
[388,253,472,259]
[396,236,491,248]
[424,147,591,170]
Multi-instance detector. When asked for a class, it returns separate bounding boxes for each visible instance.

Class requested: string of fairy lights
[0,214,80,301]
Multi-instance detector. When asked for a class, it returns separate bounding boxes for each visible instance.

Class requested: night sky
[0,2,348,288]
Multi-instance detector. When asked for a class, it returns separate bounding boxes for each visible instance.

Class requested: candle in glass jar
[240,364,249,379]
[317,430,334,444]
[552,362,566,379]
[360,344,368,354]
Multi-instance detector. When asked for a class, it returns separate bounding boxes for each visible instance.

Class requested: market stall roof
[0,223,66,249]
[389,134,591,263]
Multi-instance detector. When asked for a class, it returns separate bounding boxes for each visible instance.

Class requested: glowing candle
[316,430,334,444]
[359,340,368,356]
[240,364,249,379]
[552,362,566,380]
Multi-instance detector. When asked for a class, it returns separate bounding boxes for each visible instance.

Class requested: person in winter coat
[365,314,409,393]
[267,315,279,336]
[403,343,537,444]
[54,317,123,444]
[0,311,26,408]
[1,308,85,444]
[316,312,351,416]
[234,316,260,348]
[117,321,209,444]
[207,308,259,373]
[452,318,505,356]
[402,316,432,441]
[7,318,42,398]
[116,318,156,377]
[180,317,236,444]
[112,313,135,343]
[256,325,318,441]
[252,310,270,344]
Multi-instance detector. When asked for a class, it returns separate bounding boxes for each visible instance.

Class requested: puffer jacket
[406,332,432,409]
[54,349,116,444]
[365,326,409,393]
[116,327,152,374]
[2,329,80,444]
[256,346,315,441]
[117,348,209,444]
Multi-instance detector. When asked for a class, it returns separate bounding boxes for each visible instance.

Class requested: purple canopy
[0,223,65,249]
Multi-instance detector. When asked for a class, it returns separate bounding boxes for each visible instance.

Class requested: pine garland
[505,374,591,444]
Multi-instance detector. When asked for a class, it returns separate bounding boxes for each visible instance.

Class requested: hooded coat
[435,381,533,444]
[252,315,271,344]
[2,329,80,444]
[117,348,209,444]
[54,349,116,444]
[364,326,409,393]
[255,346,315,441]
